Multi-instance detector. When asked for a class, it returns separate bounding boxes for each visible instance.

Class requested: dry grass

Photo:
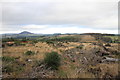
[89,63,119,78]
[80,35,98,43]
[2,35,119,78]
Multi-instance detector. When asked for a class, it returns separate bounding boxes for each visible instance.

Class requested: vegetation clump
[105,43,111,47]
[2,56,16,62]
[3,65,14,73]
[3,64,24,73]
[24,51,35,55]
[44,52,61,70]
[40,36,79,43]
[76,45,83,49]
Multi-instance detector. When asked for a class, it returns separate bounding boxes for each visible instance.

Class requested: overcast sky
[0,0,119,34]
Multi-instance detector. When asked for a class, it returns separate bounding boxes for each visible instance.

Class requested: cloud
[22,24,48,29]
[0,0,118,33]
[37,26,118,34]
[0,0,119,2]
[0,24,118,34]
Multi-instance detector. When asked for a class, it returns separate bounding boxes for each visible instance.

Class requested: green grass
[2,56,16,62]
[64,57,67,61]
[57,69,67,78]
[3,64,24,73]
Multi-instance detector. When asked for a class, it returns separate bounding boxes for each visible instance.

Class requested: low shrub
[33,40,38,43]
[112,51,120,55]
[24,51,35,55]
[3,64,24,73]
[76,45,83,49]
[44,52,61,70]
[6,44,14,46]
[46,41,54,44]
[2,56,15,62]
[3,65,14,73]
[105,43,111,46]
[102,37,112,43]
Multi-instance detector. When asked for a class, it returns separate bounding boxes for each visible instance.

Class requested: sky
[0,0,119,34]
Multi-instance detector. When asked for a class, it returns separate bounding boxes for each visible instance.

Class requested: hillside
[2,34,120,78]
[19,31,33,34]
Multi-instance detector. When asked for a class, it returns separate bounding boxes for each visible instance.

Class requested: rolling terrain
[1,33,120,78]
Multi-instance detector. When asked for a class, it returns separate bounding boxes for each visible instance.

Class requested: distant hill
[19,31,33,34]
